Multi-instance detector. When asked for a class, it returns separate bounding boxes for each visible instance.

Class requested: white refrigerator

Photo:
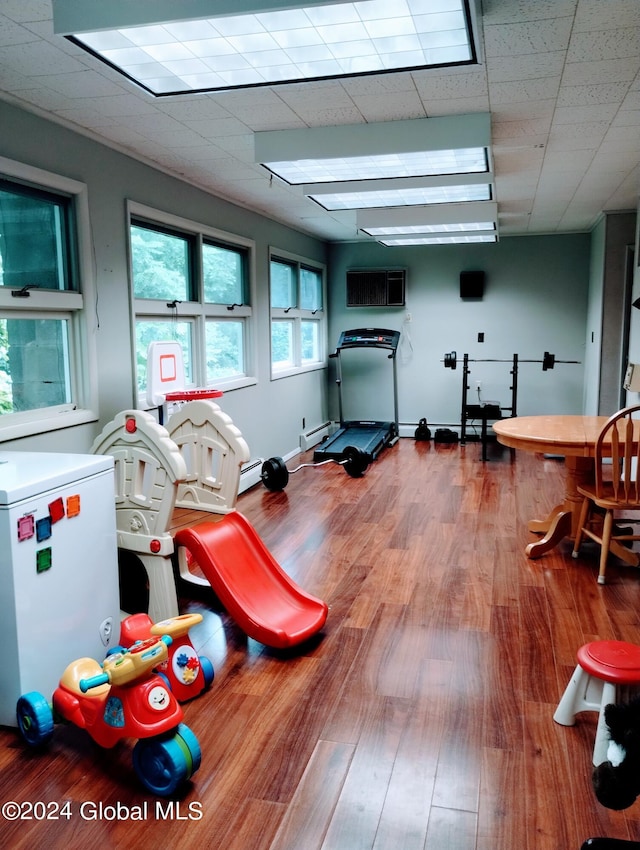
[0,451,120,727]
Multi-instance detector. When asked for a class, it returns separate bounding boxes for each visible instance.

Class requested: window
[270,251,326,378]
[129,203,254,402]
[0,158,97,440]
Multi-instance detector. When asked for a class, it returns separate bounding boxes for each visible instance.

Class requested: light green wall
[328,235,591,428]
[0,100,329,461]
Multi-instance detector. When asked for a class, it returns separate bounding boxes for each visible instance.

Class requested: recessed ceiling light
[379,233,497,245]
[264,148,488,184]
[309,183,492,210]
[363,221,495,235]
[55,0,477,95]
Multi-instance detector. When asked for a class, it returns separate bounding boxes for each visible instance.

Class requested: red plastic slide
[174,512,328,649]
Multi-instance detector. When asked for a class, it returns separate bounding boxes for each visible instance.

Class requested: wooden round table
[493,415,639,566]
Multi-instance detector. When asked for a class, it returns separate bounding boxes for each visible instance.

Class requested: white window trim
[0,156,99,442]
[269,246,327,380]
[127,201,257,405]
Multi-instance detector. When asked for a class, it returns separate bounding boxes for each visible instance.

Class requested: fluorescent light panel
[364,221,495,235]
[265,147,487,184]
[357,201,498,235]
[61,0,475,95]
[380,233,497,245]
[310,183,491,210]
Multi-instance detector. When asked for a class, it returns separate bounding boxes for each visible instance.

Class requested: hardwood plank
[268,740,355,850]
[320,697,412,850]
[424,806,477,850]
[4,438,640,849]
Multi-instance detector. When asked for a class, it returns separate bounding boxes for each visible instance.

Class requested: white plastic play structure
[92,342,250,620]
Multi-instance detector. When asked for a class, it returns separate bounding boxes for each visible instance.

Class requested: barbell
[261,445,370,492]
[442,350,579,371]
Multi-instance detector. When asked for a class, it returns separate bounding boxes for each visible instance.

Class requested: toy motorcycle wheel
[199,656,215,689]
[16,692,54,747]
[132,724,201,796]
[176,723,202,774]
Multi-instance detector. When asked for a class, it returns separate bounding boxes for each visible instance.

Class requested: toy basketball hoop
[146,341,222,421]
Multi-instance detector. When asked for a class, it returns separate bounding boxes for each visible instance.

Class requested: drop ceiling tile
[536,171,584,193]
[0,66,33,92]
[0,40,85,77]
[491,99,556,122]
[483,0,577,26]
[412,69,488,100]
[487,52,566,82]
[303,105,366,127]
[424,96,490,115]
[44,70,127,99]
[211,134,255,159]
[568,29,640,62]
[6,85,74,111]
[185,117,253,138]
[490,77,560,104]
[96,124,158,149]
[483,18,574,58]
[492,118,551,140]
[340,72,420,97]
[554,103,620,124]
[348,91,426,122]
[1,1,50,24]
[213,102,306,131]
[0,14,38,46]
[612,108,640,127]
[574,0,640,31]
[492,150,544,171]
[79,94,159,118]
[142,127,212,149]
[161,98,233,122]
[542,149,596,170]
[557,82,633,107]
[53,106,124,129]
[562,57,640,86]
[177,143,232,162]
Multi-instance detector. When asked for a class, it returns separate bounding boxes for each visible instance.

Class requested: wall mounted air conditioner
[346,269,406,307]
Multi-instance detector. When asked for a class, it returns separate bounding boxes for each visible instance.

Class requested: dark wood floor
[3,437,640,849]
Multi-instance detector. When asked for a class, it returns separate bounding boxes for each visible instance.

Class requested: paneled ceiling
[0,0,638,242]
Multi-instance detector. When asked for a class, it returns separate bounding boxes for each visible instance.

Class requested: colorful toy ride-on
[118,612,214,703]
[16,634,202,796]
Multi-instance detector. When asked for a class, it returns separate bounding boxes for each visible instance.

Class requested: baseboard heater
[239,457,264,493]
[300,422,331,451]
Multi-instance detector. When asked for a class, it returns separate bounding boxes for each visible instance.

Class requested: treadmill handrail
[334,328,400,354]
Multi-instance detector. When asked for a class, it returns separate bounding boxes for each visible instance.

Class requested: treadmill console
[337,328,400,351]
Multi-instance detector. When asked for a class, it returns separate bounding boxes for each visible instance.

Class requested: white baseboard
[239,457,265,493]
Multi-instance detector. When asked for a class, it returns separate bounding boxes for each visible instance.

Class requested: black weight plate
[261,457,289,491]
[343,446,369,478]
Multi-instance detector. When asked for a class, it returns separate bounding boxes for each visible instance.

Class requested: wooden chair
[572,405,640,584]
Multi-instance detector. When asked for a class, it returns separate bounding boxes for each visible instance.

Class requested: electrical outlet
[475,381,482,391]
[405,311,412,322]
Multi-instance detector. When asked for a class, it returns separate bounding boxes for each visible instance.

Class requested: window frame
[0,156,98,441]
[127,201,256,406]
[269,248,327,380]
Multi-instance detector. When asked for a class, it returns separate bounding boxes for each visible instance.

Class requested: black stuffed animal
[593,697,640,810]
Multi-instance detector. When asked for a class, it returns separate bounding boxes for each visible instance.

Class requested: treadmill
[314,328,400,464]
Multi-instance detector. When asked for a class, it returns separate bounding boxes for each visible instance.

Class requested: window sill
[0,408,99,443]
[271,362,327,380]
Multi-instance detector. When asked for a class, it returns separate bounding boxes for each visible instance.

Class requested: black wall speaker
[460,270,485,299]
